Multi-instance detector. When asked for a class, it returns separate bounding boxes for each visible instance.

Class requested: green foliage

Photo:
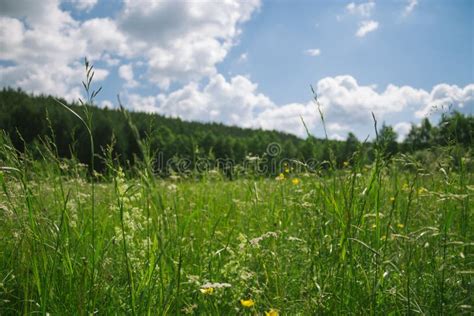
[378,124,399,157]
[1,88,473,176]
[0,130,472,314]
[404,118,433,151]
[0,88,311,173]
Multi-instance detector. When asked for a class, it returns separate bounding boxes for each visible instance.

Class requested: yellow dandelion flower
[292,178,300,185]
[397,223,404,229]
[276,173,285,181]
[240,299,255,307]
[284,168,290,173]
[199,287,214,295]
[265,309,279,316]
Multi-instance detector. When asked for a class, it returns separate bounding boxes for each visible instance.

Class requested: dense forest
[0,87,472,175]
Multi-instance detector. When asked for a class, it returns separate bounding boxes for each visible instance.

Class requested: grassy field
[0,131,472,315]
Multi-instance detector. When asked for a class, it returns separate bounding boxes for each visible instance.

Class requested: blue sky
[224,0,473,103]
[1,0,473,140]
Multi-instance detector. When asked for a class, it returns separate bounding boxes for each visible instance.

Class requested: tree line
[0,87,472,175]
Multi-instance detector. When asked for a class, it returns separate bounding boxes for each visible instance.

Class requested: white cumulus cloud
[238,53,248,63]
[0,0,113,100]
[126,74,274,128]
[356,20,379,37]
[118,64,138,88]
[304,48,321,56]
[0,0,261,97]
[403,0,418,16]
[121,74,473,139]
[69,0,98,12]
[414,84,474,118]
[346,1,375,17]
[394,122,412,141]
[117,0,261,89]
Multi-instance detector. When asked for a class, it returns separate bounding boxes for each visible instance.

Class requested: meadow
[0,125,472,315]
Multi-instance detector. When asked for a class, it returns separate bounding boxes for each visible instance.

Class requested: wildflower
[240,270,254,280]
[288,236,305,242]
[240,299,255,307]
[397,223,404,229]
[343,161,349,167]
[276,173,285,181]
[390,196,395,202]
[59,162,69,171]
[182,304,198,314]
[265,309,279,316]
[250,231,278,247]
[284,168,290,173]
[418,187,428,195]
[201,282,232,289]
[167,183,177,192]
[200,287,214,295]
[292,178,300,185]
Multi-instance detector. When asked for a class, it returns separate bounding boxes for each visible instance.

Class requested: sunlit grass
[0,131,472,314]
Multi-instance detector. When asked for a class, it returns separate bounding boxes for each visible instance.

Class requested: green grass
[0,130,472,315]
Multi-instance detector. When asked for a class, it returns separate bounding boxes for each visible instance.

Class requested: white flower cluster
[249,231,278,247]
[200,282,232,289]
[113,168,151,269]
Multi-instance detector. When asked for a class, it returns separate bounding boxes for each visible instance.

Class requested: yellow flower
[343,161,349,167]
[418,187,428,195]
[284,168,290,173]
[390,196,395,202]
[397,223,404,229]
[240,299,255,307]
[292,178,300,185]
[199,287,214,295]
[265,309,279,316]
[276,173,285,181]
